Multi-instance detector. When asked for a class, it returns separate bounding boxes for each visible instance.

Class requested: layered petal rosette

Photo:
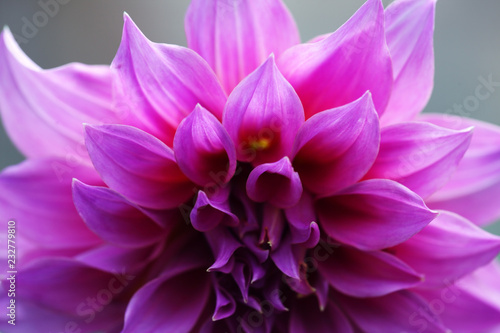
[1,0,500,332]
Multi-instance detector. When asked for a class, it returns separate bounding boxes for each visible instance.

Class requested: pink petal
[292,92,380,196]
[72,180,168,248]
[365,121,472,199]
[317,179,437,251]
[85,124,194,210]
[185,0,300,94]
[394,211,500,288]
[278,0,393,118]
[112,14,227,146]
[190,190,239,232]
[422,114,500,226]
[223,56,305,165]
[0,28,119,163]
[417,261,500,333]
[122,269,210,333]
[174,105,236,187]
[284,191,317,244]
[337,291,449,333]
[318,246,423,298]
[290,296,353,333]
[246,157,303,208]
[0,158,101,249]
[11,258,121,315]
[381,0,436,125]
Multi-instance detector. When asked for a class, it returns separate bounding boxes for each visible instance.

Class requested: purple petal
[365,121,472,199]
[270,233,301,280]
[174,104,236,187]
[292,92,380,196]
[85,124,194,210]
[0,28,118,162]
[318,246,423,298]
[190,190,239,232]
[417,261,500,333]
[317,179,437,251]
[185,0,300,94]
[0,158,101,249]
[278,0,393,118]
[422,114,500,226]
[284,191,317,244]
[122,269,210,333]
[223,56,305,165]
[112,14,227,146]
[12,258,120,315]
[205,227,242,273]
[259,204,286,249]
[246,157,303,208]
[73,181,168,248]
[76,244,162,275]
[290,296,353,333]
[394,210,500,288]
[337,291,449,333]
[381,0,436,125]
[213,281,236,321]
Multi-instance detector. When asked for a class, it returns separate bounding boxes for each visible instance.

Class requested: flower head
[1,0,500,332]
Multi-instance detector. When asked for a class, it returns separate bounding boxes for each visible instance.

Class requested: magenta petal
[122,269,210,333]
[422,114,500,226]
[338,291,449,333]
[417,261,500,333]
[394,211,500,288]
[12,258,118,315]
[0,158,101,249]
[319,246,423,298]
[174,105,236,187]
[73,180,167,248]
[290,296,353,333]
[292,92,380,196]
[381,0,436,125]
[185,0,300,94]
[0,28,118,162]
[190,190,239,232]
[365,121,472,199]
[223,56,305,165]
[112,14,227,146]
[317,179,437,251]
[285,191,317,244]
[246,157,303,208]
[278,0,393,118]
[85,124,194,210]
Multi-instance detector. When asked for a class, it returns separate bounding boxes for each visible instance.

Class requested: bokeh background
[1,0,500,233]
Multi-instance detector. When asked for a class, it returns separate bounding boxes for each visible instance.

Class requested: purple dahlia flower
[1,0,500,332]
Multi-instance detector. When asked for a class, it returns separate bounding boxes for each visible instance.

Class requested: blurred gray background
[1,0,500,234]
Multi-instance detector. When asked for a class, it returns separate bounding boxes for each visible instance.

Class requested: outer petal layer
[381,0,436,125]
[317,179,437,251]
[0,158,101,249]
[112,15,227,146]
[73,181,168,248]
[422,114,500,226]
[318,246,423,297]
[85,124,194,210]
[0,28,118,162]
[365,122,472,199]
[292,92,380,196]
[278,0,393,117]
[185,0,300,94]
[394,211,500,288]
